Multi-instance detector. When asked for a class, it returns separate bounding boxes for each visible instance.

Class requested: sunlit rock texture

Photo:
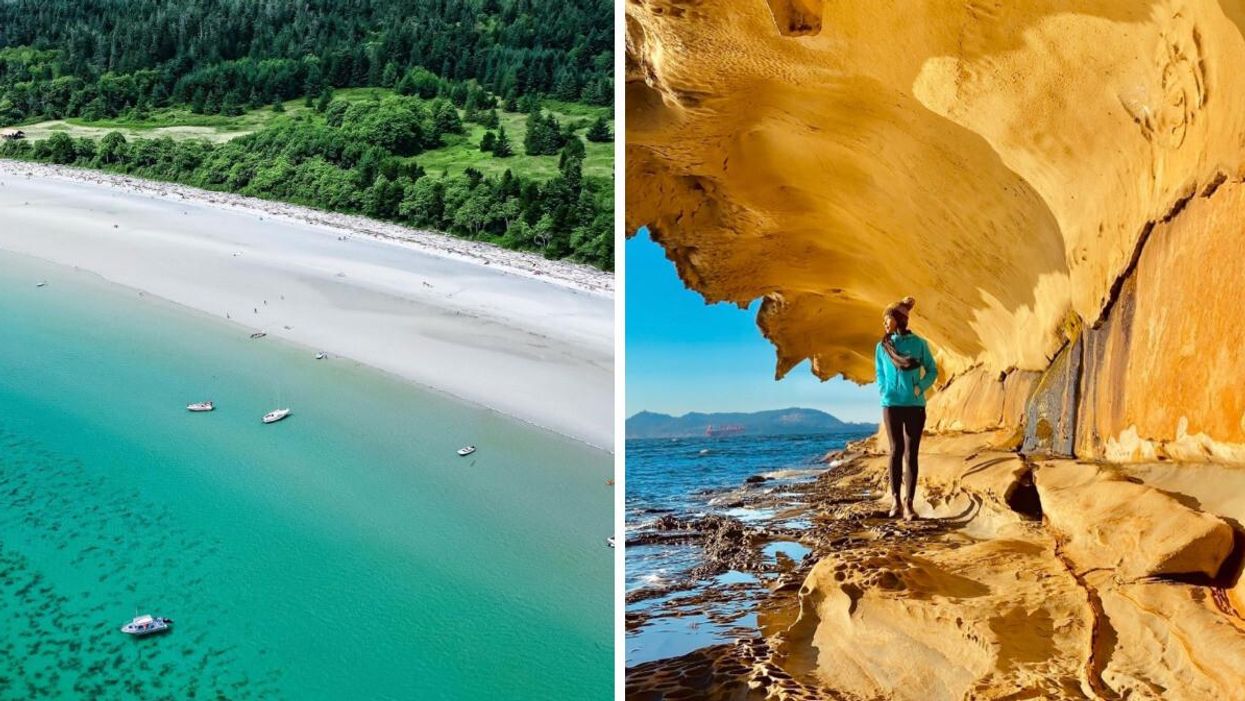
[627,0,1245,461]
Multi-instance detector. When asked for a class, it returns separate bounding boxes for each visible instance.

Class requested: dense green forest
[0,0,613,270]
[0,0,612,121]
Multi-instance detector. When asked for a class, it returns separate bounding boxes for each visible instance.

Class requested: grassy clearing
[414,109,612,181]
[330,87,612,180]
[16,98,310,142]
[13,120,252,143]
[540,99,610,119]
[8,89,612,182]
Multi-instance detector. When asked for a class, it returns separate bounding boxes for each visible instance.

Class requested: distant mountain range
[626,408,876,439]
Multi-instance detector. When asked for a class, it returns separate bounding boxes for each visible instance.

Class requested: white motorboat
[262,408,291,424]
[186,401,214,412]
[607,536,616,549]
[315,352,326,360]
[35,281,47,288]
[457,446,476,457]
[249,331,267,339]
[120,614,172,636]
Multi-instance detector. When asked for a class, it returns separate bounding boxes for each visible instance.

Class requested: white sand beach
[0,161,614,449]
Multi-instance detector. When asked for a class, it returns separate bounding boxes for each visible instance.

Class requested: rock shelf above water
[626,437,1245,700]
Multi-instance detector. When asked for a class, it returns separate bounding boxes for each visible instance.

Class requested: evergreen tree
[432,100,463,135]
[523,109,545,155]
[449,82,468,107]
[463,89,482,122]
[408,67,441,99]
[581,76,612,106]
[381,62,399,88]
[316,87,334,113]
[324,100,349,127]
[396,72,416,96]
[517,93,540,114]
[523,109,564,155]
[479,131,496,152]
[585,115,611,142]
[552,70,579,101]
[350,49,369,86]
[559,136,585,167]
[222,98,243,117]
[493,125,513,157]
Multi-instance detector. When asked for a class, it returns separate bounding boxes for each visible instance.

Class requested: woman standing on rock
[875,297,938,520]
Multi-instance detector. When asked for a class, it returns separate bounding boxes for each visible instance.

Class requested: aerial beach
[0,1,617,697]
[0,209,613,698]
[0,160,613,449]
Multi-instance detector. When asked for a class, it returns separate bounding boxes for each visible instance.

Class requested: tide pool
[0,252,613,699]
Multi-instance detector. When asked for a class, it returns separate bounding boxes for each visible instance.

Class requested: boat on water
[186,401,214,412]
[120,614,172,636]
[315,352,326,360]
[262,408,291,424]
[457,446,476,457]
[35,281,47,288]
[249,332,267,339]
[607,536,616,549]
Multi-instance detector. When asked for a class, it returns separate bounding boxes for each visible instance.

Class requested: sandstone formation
[626,441,1245,700]
[626,1,1245,697]
[627,0,1245,461]
[1034,460,1234,579]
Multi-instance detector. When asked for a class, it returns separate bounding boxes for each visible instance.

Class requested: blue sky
[625,229,877,422]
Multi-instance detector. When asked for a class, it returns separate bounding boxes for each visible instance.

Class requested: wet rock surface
[626,437,1245,700]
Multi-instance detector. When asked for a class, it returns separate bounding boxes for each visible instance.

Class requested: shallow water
[0,253,613,699]
[625,431,872,666]
[626,608,758,667]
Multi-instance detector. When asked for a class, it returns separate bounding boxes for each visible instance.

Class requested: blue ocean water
[624,430,874,665]
[0,252,613,700]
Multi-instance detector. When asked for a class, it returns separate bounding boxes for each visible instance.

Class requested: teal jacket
[874,331,938,407]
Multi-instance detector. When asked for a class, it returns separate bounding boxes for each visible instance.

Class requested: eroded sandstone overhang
[627,0,1245,459]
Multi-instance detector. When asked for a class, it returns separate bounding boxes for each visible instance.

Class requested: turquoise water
[0,253,613,699]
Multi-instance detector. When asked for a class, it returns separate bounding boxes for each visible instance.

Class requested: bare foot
[903,502,918,521]
[888,503,900,518]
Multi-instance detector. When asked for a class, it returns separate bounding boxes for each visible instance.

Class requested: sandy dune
[0,161,614,449]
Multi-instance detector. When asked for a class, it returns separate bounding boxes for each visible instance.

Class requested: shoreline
[0,160,613,297]
[0,164,614,449]
[4,248,607,452]
[627,433,1245,699]
[623,432,871,665]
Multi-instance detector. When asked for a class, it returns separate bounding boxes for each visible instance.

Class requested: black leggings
[883,406,926,504]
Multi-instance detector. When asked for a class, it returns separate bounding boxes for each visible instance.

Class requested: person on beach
[874,296,938,521]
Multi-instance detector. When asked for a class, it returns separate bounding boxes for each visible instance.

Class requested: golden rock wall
[627,0,1245,460]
